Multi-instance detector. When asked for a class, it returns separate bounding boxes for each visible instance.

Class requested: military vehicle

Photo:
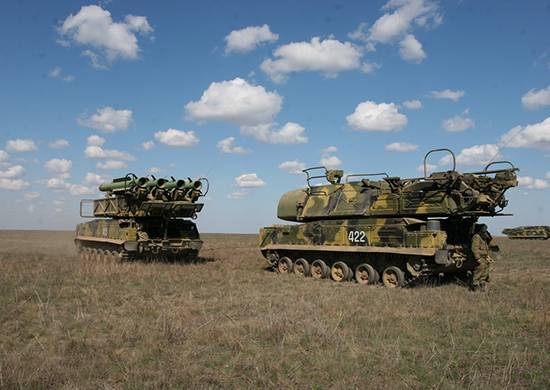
[259,149,518,287]
[503,226,550,240]
[75,173,208,261]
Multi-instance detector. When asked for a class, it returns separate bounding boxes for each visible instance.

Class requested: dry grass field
[0,230,549,389]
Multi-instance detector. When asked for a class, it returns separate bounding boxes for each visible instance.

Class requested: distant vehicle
[259,149,519,287]
[75,174,208,261]
[502,226,550,240]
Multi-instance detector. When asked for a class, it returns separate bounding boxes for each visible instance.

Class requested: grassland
[0,230,549,389]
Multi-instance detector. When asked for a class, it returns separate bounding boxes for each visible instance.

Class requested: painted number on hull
[348,230,366,244]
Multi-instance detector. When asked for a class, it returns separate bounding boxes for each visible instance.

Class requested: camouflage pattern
[75,174,208,261]
[470,228,493,290]
[260,150,518,287]
[502,226,550,240]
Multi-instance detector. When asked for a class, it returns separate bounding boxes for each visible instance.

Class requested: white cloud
[142,140,154,150]
[235,173,266,188]
[85,145,134,160]
[399,34,426,62]
[86,134,106,146]
[46,177,68,189]
[402,99,422,109]
[154,129,199,147]
[417,162,438,174]
[346,101,407,132]
[322,146,338,154]
[58,5,153,67]
[49,139,70,149]
[69,184,96,196]
[260,37,363,83]
[0,178,29,191]
[0,150,8,162]
[149,167,161,174]
[225,24,278,53]
[430,89,465,102]
[500,117,550,150]
[366,0,442,45]
[6,139,37,152]
[96,160,128,170]
[279,160,306,174]
[521,85,550,110]
[217,137,250,154]
[320,155,342,169]
[385,142,418,152]
[84,172,105,186]
[360,62,381,74]
[79,106,133,132]
[228,190,249,199]
[185,78,282,126]
[442,110,475,132]
[0,165,25,179]
[440,144,500,167]
[24,192,40,201]
[547,171,550,180]
[48,66,74,82]
[518,176,550,190]
[44,158,72,177]
[348,21,370,42]
[241,122,308,144]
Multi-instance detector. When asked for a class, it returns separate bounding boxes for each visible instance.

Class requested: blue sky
[1,0,549,233]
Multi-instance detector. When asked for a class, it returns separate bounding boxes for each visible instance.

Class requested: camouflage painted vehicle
[259,149,518,287]
[75,174,208,261]
[502,226,550,240]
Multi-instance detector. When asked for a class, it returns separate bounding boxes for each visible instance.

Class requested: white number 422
[348,230,366,243]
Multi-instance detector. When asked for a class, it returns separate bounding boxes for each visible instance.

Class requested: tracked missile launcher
[503,226,550,240]
[259,149,519,287]
[75,174,209,261]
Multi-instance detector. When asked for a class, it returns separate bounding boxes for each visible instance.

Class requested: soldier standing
[470,224,493,291]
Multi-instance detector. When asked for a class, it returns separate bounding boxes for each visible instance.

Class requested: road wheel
[277,256,293,274]
[311,259,329,279]
[355,263,377,285]
[293,258,310,277]
[331,261,351,282]
[382,266,406,288]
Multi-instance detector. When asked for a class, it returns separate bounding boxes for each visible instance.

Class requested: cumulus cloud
[518,176,549,190]
[186,78,308,144]
[58,5,153,68]
[235,173,266,188]
[84,172,105,186]
[399,34,426,62]
[279,160,306,174]
[217,137,250,154]
[6,139,37,152]
[521,85,550,110]
[48,66,74,82]
[322,146,338,154]
[148,167,161,174]
[68,184,96,196]
[346,101,407,132]
[0,150,8,162]
[430,89,464,102]
[366,0,442,45]
[402,99,422,109]
[78,106,133,132]
[260,37,363,83]
[154,129,199,147]
[0,165,25,179]
[142,140,154,150]
[0,178,29,190]
[44,158,72,179]
[24,192,40,201]
[360,62,381,75]
[320,155,342,169]
[96,160,128,170]
[417,162,438,174]
[185,78,282,126]
[86,134,106,146]
[241,122,308,144]
[500,117,550,150]
[385,142,418,152]
[228,190,249,199]
[225,24,278,53]
[49,139,70,149]
[85,145,134,160]
[442,110,475,132]
[440,144,500,167]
